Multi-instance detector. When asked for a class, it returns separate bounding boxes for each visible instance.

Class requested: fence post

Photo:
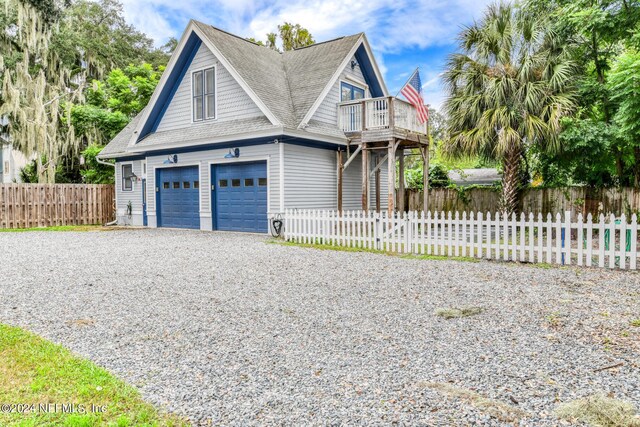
[555,213,563,265]
[586,213,593,267]
[598,214,605,268]
[577,213,584,266]
[609,213,616,269]
[620,213,627,270]
[564,211,572,265]
[630,214,637,270]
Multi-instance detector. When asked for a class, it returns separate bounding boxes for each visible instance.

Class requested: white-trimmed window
[122,164,133,191]
[340,81,365,102]
[193,67,216,121]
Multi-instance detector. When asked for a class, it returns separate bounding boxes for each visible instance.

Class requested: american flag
[400,69,429,124]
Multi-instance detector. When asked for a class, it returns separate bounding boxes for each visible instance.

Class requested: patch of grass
[270,240,481,263]
[400,253,480,263]
[0,323,188,426]
[555,394,640,427]
[0,225,110,233]
[434,307,484,319]
[545,312,565,330]
[422,382,528,423]
[270,239,387,255]
[630,319,640,327]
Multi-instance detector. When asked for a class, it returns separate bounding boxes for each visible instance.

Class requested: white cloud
[118,0,490,110]
[120,0,489,49]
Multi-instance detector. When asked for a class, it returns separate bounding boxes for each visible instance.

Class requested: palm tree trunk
[500,147,522,214]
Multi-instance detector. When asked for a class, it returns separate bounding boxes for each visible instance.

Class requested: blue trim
[354,44,384,97]
[114,155,147,162]
[210,163,219,231]
[155,168,162,226]
[138,33,202,141]
[116,135,343,162]
[283,137,342,151]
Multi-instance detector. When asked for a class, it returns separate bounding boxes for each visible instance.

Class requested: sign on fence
[0,184,115,229]
[284,209,639,270]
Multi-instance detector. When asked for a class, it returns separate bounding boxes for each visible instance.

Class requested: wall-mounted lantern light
[224,148,240,158]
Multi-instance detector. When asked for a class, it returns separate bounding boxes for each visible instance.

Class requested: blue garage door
[212,162,267,233]
[157,166,200,229]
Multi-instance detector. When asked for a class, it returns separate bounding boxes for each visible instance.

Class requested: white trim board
[190,64,218,124]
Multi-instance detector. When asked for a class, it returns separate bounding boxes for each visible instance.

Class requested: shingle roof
[282,34,363,125]
[100,23,364,157]
[98,109,145,157]
[133,117,276,150]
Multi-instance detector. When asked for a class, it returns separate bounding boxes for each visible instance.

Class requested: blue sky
[120,0,492,110]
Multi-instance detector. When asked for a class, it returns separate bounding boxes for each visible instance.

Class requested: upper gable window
[193,67,216,121]
[341,82,365,102]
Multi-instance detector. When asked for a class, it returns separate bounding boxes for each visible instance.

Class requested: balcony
[337,96,428,144]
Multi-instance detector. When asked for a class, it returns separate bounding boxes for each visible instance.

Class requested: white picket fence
[283,209,639,270]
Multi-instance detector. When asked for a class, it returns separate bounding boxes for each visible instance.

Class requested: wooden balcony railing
[337,96,427,135]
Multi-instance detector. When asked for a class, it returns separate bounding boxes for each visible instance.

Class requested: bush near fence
[0,184,115,229]
[405,187,640,218]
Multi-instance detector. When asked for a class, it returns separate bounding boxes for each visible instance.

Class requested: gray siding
[283,144,337,210]
[156,43,264,132]
[343,152,389,211]
[311,55,368,127]
[144,144,280,230]
[283,144,389,212]
[113,144,390,229]
[115,160,144,225]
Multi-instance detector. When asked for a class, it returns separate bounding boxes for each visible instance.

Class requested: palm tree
[442,2,577,213]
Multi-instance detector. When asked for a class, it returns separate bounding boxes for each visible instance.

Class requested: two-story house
[98,20,429,233]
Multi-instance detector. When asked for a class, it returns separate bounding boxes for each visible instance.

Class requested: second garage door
[212,161,268,233]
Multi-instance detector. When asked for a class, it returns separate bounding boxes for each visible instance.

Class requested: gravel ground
[1,228,639,426]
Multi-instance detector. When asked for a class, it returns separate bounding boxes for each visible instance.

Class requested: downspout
[97,157,119,226]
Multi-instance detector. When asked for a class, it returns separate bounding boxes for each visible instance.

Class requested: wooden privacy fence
[405,187,640,219]
[284,209,639,270]
[0,184,115,229]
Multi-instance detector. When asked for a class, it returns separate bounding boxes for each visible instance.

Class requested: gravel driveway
[1,228,639,426]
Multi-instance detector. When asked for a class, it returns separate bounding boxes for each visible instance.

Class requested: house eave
[98,127,349,160]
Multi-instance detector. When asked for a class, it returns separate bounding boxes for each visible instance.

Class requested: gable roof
[282,33,364,125]
[100,21,387,158]
[193,21,297,128]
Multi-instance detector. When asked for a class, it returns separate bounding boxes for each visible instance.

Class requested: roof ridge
[285,33,363,53]
[192,20,273,49]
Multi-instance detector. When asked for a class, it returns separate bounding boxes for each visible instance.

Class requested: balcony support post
[375,154,381,213]
[361,100,367,131]
[361,142,369,212]
[387,139,397,216]
[398,148,405,212]
[421,143,429,214]
[337,150,344,213]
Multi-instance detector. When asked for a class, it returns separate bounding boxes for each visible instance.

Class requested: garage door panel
[212,161,267,233]
[157,166,200,229]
